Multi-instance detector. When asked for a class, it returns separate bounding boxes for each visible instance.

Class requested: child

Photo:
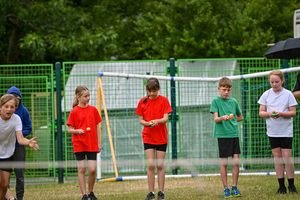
[258,70,297,194]
[6,86,32,200]
[0,94,38,200]
[136,78,172,200]
[66,86,102,200]
[210,77,243,198]
[292,72,300,100]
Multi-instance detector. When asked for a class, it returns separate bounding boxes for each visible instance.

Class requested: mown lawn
[17,175,300,199]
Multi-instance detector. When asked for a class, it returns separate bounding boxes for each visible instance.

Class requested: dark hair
[146,78,160,91]
[218,77,232,88]
[72,85,89,107]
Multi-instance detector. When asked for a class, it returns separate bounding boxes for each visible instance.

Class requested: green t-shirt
[210,96,242,138]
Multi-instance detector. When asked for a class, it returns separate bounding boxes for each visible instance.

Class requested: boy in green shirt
[210,77,243,198]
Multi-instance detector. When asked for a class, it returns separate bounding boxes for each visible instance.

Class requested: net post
[55,62,64,183]
[169,58,178,175]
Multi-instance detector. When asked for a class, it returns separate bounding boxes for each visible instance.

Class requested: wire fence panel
[0,64,55,179]
[1,58,300,182]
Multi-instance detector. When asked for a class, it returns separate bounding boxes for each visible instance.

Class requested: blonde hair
[269,70,285,86]
[72,85,89,107]
[218,77,232,88]
[0,94,19,108]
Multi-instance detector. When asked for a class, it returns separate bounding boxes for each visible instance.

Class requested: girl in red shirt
[67,86,102,200]
[136,78,172,200]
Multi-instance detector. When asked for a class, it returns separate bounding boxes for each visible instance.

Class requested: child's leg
[5,187,15,200]
[145,149,156,192]
[77,160,87,195]
[272,148,284,178]
[220,158,228,188]
[232,154,240,186]
[0,170,11,200]
[282,149,294,178]
[87,160,97,193]
[156,150,166,192]
[282,148,296,191]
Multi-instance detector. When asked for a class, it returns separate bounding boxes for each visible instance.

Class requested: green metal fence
[1,58,300,182]
[0,64,55,178]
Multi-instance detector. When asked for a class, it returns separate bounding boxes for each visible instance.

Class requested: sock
[278,178,285,188]
[288,178,295,187]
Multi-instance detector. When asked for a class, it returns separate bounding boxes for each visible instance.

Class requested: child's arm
[67,125,85,134]
[149,113,169,127]
[16,130,39,150]
[259,104,272,118]
[138,116,153,127]
[236,114,243,122]
[212,112,230,123]
[276,106,296,118]
[97,123,102,151]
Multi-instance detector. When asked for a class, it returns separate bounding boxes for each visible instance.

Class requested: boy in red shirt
[136,78,172,200]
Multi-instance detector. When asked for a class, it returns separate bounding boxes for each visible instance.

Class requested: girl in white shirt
[258,70,298,194]
[0,94,39,199]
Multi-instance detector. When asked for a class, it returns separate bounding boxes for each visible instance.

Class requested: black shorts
[74,152,97,161]
[269,137,293,149]
[144,143,167,152]
[218,138,241,158]
[0,155,14,172]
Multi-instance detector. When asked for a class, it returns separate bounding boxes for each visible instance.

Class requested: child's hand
[77,129,85,134]
[270,111,279,119]
[228,114,234,120]
[149,120,158,127]
[28,137,39,150]
[222,115,230,121]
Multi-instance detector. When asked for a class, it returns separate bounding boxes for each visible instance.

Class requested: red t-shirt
[136,95,172,145]
[67,105,102,153]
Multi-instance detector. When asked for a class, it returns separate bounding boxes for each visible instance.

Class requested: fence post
[55,62,64,183]
[169,58,178,174]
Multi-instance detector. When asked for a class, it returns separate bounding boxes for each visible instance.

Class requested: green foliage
[1,0,300,63]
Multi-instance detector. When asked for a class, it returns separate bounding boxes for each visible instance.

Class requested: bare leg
[145,149,155,192]
[0,170,11,200]
[156,150,166,192]
[220,158,228,188]
[281,149,294,178]
[5,188,15,200]
[77,160,87,195]
[272,148,284,178]
[232,154,240,186]
[87,160,97,193]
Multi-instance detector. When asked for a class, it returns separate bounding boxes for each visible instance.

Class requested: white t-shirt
[258,88,298,137]
[0,114,22,158]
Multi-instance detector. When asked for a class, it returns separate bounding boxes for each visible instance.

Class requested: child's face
[218,86,231,99]
[147,89,159,99]
[78,90,90,105]
[0,99,16,120]
[269,74,283,92]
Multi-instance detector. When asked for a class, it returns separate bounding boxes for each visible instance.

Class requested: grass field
[17,174,300,199]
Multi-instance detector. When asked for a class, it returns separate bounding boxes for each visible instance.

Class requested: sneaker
[231,186,241,197]
[157,191,165,200]
[145,192,155,200]
[88,192,98,200]
[288,185,297,193]
[223,188,231,198]
[277,186,287,194]
[81,194,89,200]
